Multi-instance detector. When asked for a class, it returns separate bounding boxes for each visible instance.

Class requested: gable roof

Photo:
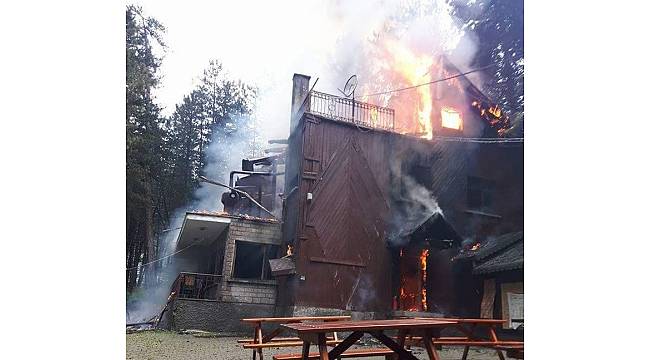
[389,211,462,249]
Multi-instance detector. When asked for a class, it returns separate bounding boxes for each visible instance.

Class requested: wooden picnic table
[281,318,457,360]
[241,316,351,360]
[409,318,523,360]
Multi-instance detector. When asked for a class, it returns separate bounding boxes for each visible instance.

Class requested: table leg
[302,341,311,360]
[393,329,409,360]
[461,324,477,360]
[488,326,505,360]
[318,333,330,360]
[328,331,363,359]
[369,331,418,360]
[256,326,264,360]
[252,324,259,360]
[423,329,441,360]
[262,327,285,343]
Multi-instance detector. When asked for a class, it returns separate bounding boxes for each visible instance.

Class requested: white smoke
[127,116,257,324]
[136,0,486,141]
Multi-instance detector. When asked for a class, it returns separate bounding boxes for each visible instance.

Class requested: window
[441,107,462,130]
[467,176,495,211]
[232,241,278,280]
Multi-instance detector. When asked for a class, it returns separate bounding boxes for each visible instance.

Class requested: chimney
[290,73,311,135]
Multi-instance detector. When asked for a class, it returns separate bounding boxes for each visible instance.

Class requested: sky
[131,1,346,140]
[131,0,477,141]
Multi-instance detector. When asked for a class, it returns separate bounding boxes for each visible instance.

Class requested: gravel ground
[126,330,503,360]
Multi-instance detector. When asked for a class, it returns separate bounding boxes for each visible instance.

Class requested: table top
[281,318,457,333]
[412,317,507,324]
[241,316,351,323]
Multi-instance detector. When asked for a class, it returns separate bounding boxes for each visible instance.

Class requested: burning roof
[453,231,523,261]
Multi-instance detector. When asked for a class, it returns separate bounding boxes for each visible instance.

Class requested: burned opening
[390,212,461,314]
[232,241,279,280]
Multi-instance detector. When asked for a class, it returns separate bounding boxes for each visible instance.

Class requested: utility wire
[432,136,523,143]
[126,240,198,271]
[361,64,497,97]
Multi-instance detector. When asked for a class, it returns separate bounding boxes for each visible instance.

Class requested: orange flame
[384,40,434,139]
[420,249,429,311]
[286,244,293,256]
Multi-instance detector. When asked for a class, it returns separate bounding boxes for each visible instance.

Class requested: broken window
[232,241,278,280]
[467,176,495,211]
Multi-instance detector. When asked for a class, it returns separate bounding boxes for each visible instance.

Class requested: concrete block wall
[219,218,282,306]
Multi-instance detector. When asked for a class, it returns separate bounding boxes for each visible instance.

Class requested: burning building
[160,65,522,333]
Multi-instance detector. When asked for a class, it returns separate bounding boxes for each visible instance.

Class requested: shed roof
[453,231,523,261]
[472,240,524,274]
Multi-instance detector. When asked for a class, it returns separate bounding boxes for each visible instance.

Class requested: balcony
[171,272,223,300]
[306,91,395,131]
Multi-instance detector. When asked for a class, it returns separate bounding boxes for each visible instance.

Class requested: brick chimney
[290,73,311,134]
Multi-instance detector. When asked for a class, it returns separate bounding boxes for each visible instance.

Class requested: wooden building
[276,74,523,318]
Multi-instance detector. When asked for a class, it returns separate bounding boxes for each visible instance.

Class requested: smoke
[219,0,485,142]
[126,115,257,324]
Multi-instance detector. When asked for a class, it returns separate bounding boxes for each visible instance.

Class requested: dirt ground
[126,330,503,360]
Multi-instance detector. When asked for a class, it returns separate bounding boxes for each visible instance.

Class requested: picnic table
[240,316,351,360]
[281,318,456,360]
[408,318,524,360]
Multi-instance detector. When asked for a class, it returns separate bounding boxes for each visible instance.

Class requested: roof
[390,211,462,249]
[453,231,523,261]
[473,240,523,274]
[186,210,279,224]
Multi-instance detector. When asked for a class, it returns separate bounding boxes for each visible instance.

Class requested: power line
[361,64,497,97]
[432,135,523,143]
[126,240,198,271]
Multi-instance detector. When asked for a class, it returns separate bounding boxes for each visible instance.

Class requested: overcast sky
[132,1,349,140]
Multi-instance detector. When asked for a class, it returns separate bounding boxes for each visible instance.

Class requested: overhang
[176,212,231,249]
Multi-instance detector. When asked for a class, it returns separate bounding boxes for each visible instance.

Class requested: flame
[398,247,430,312]
[470,243,480,251]
[488,105,502,118]
[384,40,434,139]
[419,249,429,311]
[286,244,293,256]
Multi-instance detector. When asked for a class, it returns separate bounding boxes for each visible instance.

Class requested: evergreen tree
[126,5,167,289]
[453,0,524,136]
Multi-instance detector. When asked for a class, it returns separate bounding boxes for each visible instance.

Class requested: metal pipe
[229,170,275,187]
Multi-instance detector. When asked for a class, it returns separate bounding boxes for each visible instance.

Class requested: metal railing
[174,272,223,300]
[306,91,395,131]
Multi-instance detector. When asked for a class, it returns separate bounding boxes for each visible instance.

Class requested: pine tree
[126,5,167,289]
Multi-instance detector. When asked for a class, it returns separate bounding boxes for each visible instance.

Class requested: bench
[238,336,336,344]
[273,348,398,359]
[243,339,343,349]
[494,345,524,359]
[241,316,351,360]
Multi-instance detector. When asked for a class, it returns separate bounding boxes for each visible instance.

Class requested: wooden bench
[241,316,351,360]
[494,345,524,359]
[273,348,398,360]
[244,339,343,349]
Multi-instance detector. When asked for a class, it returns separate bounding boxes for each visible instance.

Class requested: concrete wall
[219,218,282,305]
[171,299,275,335]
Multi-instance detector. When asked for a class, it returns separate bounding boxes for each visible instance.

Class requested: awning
[176,212,231,248]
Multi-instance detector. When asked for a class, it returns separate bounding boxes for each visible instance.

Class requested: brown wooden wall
[282,113,523,314]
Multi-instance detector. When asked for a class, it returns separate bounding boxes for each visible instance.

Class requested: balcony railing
[306,91,395,131]
[172,272,222,300]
